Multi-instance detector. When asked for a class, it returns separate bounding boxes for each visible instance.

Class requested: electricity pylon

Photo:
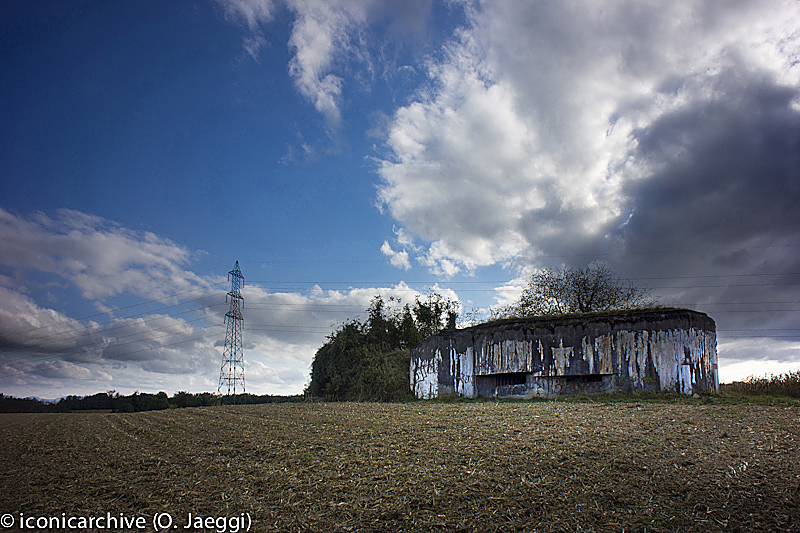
[218,261,245,403]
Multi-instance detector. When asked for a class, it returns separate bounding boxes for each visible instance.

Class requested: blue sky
[2,0,799,398]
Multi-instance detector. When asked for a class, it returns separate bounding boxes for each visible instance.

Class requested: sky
[1,0,799,399]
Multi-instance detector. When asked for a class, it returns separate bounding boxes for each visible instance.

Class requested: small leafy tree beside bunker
[506,263,657,317]
[307,293,458,401]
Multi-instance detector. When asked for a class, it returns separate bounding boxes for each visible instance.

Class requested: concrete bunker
[410,308,717,399]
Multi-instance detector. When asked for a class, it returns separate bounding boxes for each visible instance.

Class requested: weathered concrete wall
[410,309,717,399]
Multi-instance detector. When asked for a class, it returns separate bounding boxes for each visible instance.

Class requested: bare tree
[506,263,657,317]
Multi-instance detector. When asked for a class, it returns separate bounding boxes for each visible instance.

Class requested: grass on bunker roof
[1,400,798,532]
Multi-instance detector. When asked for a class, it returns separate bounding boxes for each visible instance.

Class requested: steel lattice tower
[218,261,245,403]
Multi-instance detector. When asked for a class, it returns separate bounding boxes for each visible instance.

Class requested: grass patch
[720,370,800,398]
[417,389,800,407]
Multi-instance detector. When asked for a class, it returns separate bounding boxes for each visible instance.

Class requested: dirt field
[1,401,798,532]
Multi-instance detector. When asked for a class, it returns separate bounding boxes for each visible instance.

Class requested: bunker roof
[449,307,715,336]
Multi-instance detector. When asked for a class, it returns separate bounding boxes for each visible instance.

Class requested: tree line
[0,390,302,413]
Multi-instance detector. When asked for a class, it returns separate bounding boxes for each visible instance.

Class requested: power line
[1,311,225,358]
[721,335,800,338]
[638,273,800,280]
[0,282,226,340]
[244,280,800,292]
[0,321,335,372]
[2,327,227,375]
[534,243,800,259]
[241,243,800,266]
[681,300,800,305]
[246,272,800,285]
[1,297,227,349]
[720,328,800,331]
[697,309,800,313]
[3,266,800,372]
[0,323,226,369]
[5,293,800,355]
[8,269,791,342]
[3,312,798,372]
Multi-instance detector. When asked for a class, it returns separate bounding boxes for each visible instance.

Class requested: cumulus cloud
[7,1,798,394]
[0,208,210,301]
[376,0,800,275]
[242,280,458,345]
[285,0,371,130]
[0,284,88,356]
[0,285,225,397]
[381,241,411,270]
[377,38,538,273]
[618,72,800,254]
[0,209,226,395]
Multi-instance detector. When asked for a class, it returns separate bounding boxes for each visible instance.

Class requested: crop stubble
[1,402,798,532]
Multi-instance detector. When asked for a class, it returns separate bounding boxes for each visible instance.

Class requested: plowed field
[2,402,798,532]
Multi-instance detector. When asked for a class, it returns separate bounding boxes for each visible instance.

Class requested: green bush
[307,294,457,402]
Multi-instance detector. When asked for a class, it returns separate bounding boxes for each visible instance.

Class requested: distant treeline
[0,391,303,413]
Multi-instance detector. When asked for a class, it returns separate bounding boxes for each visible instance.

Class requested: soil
[1,402,798,532]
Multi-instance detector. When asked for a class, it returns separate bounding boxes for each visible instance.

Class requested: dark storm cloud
[621,69,800,261]
[602,68,800,368]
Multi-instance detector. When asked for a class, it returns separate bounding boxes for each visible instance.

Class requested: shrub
[720,370,800,398]
[307,294,458,401]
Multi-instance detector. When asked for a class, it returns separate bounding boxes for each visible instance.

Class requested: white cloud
[0,208,210,301]
[242,33,268,61]
[0,284,87,355]
[1,221,464,398]
[6,1,799,397]
[242,280,449,340]
[211,280,461,394]
[220,0,440,132]
[217,0,278,59]
[219,0,374,131]
[375,21,617,274]
[376,0,800,274]
[218,0,277,30]
[718,337,800,383]
[284,0,372,130]
[381,240,411,270]
[0,284,223,391]
[0,208,226,395]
